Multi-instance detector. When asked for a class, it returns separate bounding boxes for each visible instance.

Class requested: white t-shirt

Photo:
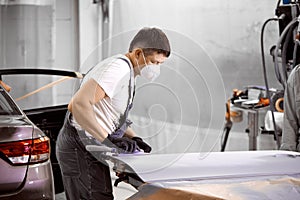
[72,54,135,136]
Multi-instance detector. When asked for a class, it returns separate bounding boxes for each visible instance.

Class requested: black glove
[103,134,137,153]
[132,137,152,153]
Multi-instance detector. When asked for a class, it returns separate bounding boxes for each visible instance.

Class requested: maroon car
[0,69,82,196]
[0,84,54,199]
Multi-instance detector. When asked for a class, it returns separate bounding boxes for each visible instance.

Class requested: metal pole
[248,111,259,150]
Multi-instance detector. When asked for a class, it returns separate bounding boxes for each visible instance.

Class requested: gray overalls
[56,58,134,200]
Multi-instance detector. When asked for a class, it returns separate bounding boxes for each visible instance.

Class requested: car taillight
[0,136,50,165]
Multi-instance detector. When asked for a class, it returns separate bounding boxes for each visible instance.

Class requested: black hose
[274,18,298,89]
[291,2,300,69]
[277,0,281,8]
[260,17,281,148]
[281,22,294,80]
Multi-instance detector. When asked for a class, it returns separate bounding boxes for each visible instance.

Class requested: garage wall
[53,0,79,105]
[0,0,80,109]
[105,0,281,129]
[74,0,280,152]
[0,1,54,68]
[0,0,281,152]
[0,0,56,109]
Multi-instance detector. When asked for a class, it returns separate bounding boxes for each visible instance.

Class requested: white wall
[0,1,56,109]
[0,0,281,152]
[101,0,280,152]
[53,0,80,105]
[59,0,281,152]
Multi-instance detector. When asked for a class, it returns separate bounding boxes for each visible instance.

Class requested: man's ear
[133,48,143,59]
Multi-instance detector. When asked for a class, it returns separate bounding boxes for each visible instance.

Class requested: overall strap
[108,57,135,138]
[119,57,135,101]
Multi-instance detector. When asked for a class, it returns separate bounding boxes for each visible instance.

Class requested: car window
[0,88,22,115]
[2,74,80,110]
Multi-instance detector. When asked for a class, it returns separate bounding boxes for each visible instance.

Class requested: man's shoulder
[89,55,127,74]
[101,55,131,70]
[89,55,130,82]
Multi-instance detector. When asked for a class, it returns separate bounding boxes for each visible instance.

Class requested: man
[280,65,300,152]
[56,27,171,200]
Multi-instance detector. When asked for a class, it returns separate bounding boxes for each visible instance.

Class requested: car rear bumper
[0,160,55,200]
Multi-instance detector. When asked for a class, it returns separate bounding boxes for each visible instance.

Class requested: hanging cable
[274,18,298,89]
[260,16,284,148]
[277,0,281,8]
[293,16,300,68]
[281,22,294,78]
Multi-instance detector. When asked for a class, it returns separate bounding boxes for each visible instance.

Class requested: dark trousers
[56,113,113,200]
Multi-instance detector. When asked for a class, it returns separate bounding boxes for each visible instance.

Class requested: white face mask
[137,52,160,81]
[140,64,160,81]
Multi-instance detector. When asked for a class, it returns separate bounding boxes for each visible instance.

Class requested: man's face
[136,51,167,71]
[137,52,166,80]
[143,52,167,66]
[131,49,168,77]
